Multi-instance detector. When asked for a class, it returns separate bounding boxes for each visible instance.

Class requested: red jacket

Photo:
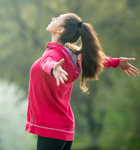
[26,42,120,141]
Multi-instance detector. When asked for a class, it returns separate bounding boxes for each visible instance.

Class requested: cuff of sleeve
[112,58,120,68]
[51,68,54,76]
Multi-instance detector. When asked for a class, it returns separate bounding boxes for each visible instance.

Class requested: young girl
[26,13,139,150]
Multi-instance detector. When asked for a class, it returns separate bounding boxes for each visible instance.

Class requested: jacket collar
[46,42,65,49]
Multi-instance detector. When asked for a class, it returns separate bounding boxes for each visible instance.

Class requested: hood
[46,42,81,83]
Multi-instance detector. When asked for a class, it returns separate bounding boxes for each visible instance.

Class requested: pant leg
[37,136,66,150]
[63,141,73,150]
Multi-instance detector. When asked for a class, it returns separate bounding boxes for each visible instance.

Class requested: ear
[57,27,64,34]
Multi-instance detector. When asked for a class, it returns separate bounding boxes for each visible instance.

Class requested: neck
[51,34,64,46]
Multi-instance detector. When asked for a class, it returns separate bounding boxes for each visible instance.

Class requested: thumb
[120,57,135,62]
[124,58,135,61]
[57,58,65,66]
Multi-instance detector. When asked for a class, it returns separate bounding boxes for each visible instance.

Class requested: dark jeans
[37,136,73,150]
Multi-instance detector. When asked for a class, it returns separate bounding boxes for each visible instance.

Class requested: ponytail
[59,13,106,93]
[80,23,106,93]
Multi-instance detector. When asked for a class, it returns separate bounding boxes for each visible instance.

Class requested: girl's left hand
[118,57,139,77]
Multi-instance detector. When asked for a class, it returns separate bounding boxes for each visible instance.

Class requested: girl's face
[46,14,68,34]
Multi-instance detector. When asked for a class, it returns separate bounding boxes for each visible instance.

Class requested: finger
[56,78,60,86]
[124,70,130,77]
[59,76,65,84]
[127,70,136,76]
[129,64,139,73]
[61,73,68,81]
[129,67,139,75]
[60,68,68,76]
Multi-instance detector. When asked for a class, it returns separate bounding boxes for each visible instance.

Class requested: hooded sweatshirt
[26,42,120,141]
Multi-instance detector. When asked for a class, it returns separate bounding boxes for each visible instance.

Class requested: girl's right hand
[52,59,68,86]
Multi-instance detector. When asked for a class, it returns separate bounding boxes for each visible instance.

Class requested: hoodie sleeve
[104,57,120,68]
[40,49,63,76]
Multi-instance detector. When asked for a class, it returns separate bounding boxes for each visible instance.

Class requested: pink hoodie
[26,42,120,141]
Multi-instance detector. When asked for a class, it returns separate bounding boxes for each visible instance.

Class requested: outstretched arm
[104,57,139,76]
[40,49,68,86]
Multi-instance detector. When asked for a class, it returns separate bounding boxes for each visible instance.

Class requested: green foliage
[94,70,140,149]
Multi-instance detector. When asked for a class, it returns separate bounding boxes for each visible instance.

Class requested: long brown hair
[59,13,106,93]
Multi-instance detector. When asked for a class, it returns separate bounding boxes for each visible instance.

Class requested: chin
[46,24,51,31]
[46,28,52,34]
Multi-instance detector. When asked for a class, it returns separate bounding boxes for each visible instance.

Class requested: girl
[26,13,139,150]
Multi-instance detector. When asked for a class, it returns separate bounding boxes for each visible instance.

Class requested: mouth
[48,22,51,26]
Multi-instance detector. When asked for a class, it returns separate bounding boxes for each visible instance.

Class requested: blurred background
[0,0,140,149]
